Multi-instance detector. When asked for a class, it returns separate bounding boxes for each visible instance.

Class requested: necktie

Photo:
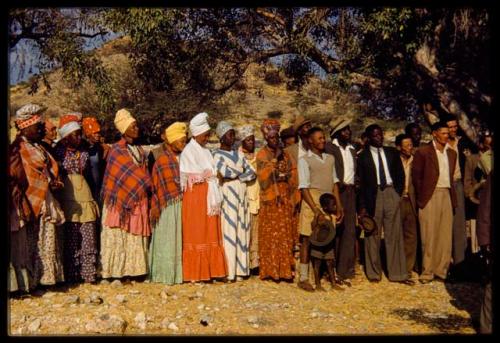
[378,148,387,190]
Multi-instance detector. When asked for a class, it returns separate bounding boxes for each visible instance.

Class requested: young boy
[310,193,348,291]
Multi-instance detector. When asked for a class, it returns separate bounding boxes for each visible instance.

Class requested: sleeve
[298,157,310,189]
[411,149,424,208]
[331,155,339,184]
[239,155,256,182]
[214,153,242,179]
[257,152,275,191]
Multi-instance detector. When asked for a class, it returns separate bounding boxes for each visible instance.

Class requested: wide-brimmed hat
[292,115,311,132]
[309,220,336,247]
[357,214,377,235]
[329,117,352,137]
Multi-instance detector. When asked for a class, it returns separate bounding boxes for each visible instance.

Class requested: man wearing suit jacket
[395,134,419,280]
[357,124,414,285]
[325,117,357,282]
[412,121,458,284]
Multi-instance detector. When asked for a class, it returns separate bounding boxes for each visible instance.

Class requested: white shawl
[180,138,222,216]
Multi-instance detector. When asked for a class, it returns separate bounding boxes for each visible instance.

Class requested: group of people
[8,104,493,309]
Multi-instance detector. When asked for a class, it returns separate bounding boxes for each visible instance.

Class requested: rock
[85,314,127,334]
[252,324,259,329]
[100,279,110,285]
[161,317,170,329]
[160,291,168,300]
[247,316,259,325]
[199,314,213,326]
[196,291,203,298]
[172,295,178,300]
[168,322,179,331]
[89,292,104,305]
[42,292,56,298]
[115,294,126,303]
[52,304,64,308]
[28,319,41,333]
[111,279,122,287]
[197,304,205,310]
[134,312,148,330]
[14,327,26,335]
[64,295,80,304]
[129,290,140,295]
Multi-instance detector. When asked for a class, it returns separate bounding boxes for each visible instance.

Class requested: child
[309,193,346,291]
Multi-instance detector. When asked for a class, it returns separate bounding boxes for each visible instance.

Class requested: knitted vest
[302,153,335,194]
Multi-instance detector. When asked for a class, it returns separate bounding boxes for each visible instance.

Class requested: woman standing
[256,119,296,281]
[237,125,260,272]
[10,103,66,290]
[213,121,256,281]
[53,113,100,284]
[100,109,152,280]
[180,112,227,282]
[149,122,188,284]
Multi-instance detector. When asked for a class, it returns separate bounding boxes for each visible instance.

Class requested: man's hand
[335,206,344,224]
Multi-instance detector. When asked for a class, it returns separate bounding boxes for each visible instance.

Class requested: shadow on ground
[391,308,472,333]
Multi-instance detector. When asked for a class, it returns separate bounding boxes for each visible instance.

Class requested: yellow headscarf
[165,122,187,144]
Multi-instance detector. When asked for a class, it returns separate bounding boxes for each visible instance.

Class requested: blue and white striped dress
[213,149,256,280]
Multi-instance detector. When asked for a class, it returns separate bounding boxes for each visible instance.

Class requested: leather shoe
[395,279,415,286]
[368,278,381,283]
[419,279,432,284]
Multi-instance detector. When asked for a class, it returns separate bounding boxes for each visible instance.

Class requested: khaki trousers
[418,188,453,281]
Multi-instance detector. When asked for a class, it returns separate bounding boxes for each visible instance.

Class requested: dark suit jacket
[476,173,491,247]
[411,142,458,209]
[325,141,357,187]
[356,146,405,217]
[285,142,299,167]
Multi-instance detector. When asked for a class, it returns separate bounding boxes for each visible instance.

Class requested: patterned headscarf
[82,117,101,136]
[260,119,281,139]
[15,104,44,129]
[215,121,234,139]
[237,125,254,141]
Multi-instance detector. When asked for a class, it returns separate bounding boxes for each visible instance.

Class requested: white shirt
[432,140,451,188]
[298,138,307,160]
[332,138,355,185]
[298,150,339,189]
[368,146,394,186]
[448,137,462,181]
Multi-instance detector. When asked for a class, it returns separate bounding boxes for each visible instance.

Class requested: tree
[9,7,492,143]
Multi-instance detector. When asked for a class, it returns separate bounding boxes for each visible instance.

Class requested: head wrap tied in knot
[165,122,188,144]
[189,112,211,137]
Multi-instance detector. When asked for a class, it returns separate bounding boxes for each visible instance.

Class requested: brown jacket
[412,142,458,209]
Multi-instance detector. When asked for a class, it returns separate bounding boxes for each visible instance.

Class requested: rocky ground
[9,267,483,336]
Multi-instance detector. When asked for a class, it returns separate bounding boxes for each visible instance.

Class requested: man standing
[357,124,413,285]
[297,127,344,291]
[40,119,58,155]
[395,134,418,280]
[405,123,423,151]
[412,121,457,284]
[285,115,312,167]
[325,118,357,282]
[444,115,467,278]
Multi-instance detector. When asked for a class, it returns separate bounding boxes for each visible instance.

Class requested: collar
[369,145,384,154]
[332,138,355,150]
[432,139,450,152]
[306,149,327,159]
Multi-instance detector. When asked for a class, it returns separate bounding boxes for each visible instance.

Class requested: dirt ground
[8,266,483,336]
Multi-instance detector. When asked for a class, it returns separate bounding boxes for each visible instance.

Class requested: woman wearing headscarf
[149,122,188,284]
[213,121,256,281]
[180,112,227,282]
[256,119,297,281]
[53,113,100,284]
[81,116,109,201]
[237,124,261,271]
[10,104,66,291]
[100,109,152,280]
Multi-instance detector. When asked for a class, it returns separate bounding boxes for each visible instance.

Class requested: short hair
[441,113,457,123]
[365,124,382,136]
[307,126,324,138]
[395,133,412,147]
[319,193,336,209]
[431,121,449,132]
[405,123,421,134]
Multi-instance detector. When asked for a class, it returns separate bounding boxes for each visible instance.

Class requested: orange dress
[182,182,227,281]
[256,146,296,280]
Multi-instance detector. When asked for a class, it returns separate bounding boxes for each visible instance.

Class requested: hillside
[9,36,413,144]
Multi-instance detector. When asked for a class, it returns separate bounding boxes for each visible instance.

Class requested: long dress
[16,137,66,288]
[54,144,99,283]
[239,147,260,269]
[213,148,256,280]
[180,139,227,282]
[149,145,183,284]
[100,140,151,279]
[256,146,296,280]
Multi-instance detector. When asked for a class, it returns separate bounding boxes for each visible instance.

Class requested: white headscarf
[180,138,222,216]
[189,112,211,137]
[215,121,233,139]
[59,121,81,139]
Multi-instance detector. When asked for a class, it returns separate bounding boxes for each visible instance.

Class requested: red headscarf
[82,117,101,136]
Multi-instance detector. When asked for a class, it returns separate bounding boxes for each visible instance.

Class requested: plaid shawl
[18,137,60,217]
[100,138,151,226]
[150,144,182,227]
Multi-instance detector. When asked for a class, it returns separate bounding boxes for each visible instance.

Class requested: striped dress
[213,149,256,280]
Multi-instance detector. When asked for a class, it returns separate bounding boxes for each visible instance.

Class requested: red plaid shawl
[101,138,151,227]
[18,137,60,217]
[150,145,182,227]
